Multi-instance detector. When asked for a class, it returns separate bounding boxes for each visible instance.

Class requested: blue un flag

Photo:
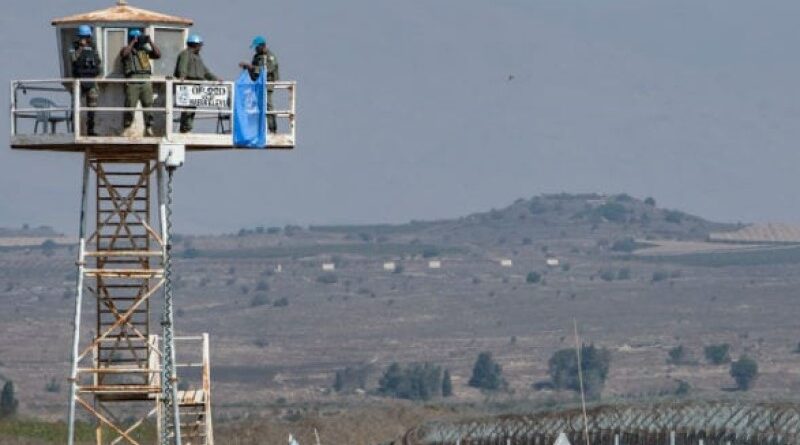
[233,69,267,148]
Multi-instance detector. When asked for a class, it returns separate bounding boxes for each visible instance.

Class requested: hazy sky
[2,0,800,233]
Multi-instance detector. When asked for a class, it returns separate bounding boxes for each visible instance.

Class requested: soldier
[239,35,279,133]
[69,25,102,136]
[120,28,161,137]
[174,34,220,133]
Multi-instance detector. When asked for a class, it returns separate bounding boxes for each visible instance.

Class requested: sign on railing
[175,84,231,108]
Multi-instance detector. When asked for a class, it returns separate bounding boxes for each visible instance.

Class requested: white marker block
[322,263,335,271]
[500,259,513,267]
[546,258,560,267]
[428,260,442,269]
[383,262,396,271]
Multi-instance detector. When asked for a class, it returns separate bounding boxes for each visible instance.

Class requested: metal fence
[404,402,800,445]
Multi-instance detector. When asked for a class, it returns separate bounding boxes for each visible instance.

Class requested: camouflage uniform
[174,48,218,133]
[121,45,159,130]
[250,49,279,133]
[69,43,101,135]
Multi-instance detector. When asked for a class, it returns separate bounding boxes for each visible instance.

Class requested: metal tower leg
[67,153,90,445]
[158,163,182,445]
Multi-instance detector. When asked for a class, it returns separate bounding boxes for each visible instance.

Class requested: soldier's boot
[143,113,155,137]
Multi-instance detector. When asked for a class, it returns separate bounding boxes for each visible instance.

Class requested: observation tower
[9,1,297,444]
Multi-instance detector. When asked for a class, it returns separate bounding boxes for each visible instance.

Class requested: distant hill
[0,225,60,238]
[307,193,738,249]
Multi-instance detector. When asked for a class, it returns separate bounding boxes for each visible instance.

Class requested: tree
[667,345,688,365]
[730,356,758,390]
[41,239,57,256]
[664,210,684,224]
[442,369,453,397]
[468,352,506,391]
[594,202,628,223]
[0,381,19,418]
[378,362,443,401]
[704,344,731,365]
[548,344,611,398]
[644,197,656,207]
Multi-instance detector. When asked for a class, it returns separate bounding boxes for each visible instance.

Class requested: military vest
[72,45,101,78]
[123,48,152,77]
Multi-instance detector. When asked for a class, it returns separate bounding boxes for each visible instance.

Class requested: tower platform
[11,78,296,152]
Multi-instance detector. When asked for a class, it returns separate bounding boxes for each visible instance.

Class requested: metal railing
[10,77,296,148]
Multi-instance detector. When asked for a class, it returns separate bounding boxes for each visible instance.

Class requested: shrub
[255,280,270,292]
[526,272,542,284]
[273,297,289,308]
[651,270,669,283]
[616,268,631,280]
[0,381,19,418]
[730,356,758,390]
[333,366,369,393]
[250,293,270,307]
[595,202,628,223]
[599,271,615,282]
[317,273,338,284]
[468,352,506,391]
[529,200,548,215]
[675,379,690,396]
[45,378,61,393]
[667,345,688,365]
[442,370,453,397]
[422,247,440,258]
[664,210,684,224]
[704,344,731,365]
[378,362,442,401]
[548,344,611,398]
[644,197,656,207]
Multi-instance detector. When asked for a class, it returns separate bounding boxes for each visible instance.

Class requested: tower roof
[51,1,192,27]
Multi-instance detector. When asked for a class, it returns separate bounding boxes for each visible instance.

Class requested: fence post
[670,431,675,445]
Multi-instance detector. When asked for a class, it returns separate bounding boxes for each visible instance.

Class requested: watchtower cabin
[11,0,295,150]
[9,2,297,444]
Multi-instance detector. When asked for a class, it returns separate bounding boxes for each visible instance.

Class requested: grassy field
[1,193,797,443]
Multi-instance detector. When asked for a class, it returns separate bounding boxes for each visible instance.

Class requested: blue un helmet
[250,35,267,49]
[128,28,142,40]
[187,34,203,45]
[77,25,92,38]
